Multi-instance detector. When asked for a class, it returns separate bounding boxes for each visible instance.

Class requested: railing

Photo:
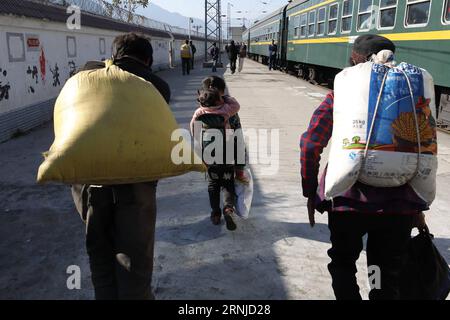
[31,0,204,37]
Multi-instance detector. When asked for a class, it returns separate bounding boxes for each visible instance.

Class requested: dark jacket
[226,44,239,61]
[210,46,220,60]
[80,57,171,103]
[239,45,247,58]
[269,44,278,57]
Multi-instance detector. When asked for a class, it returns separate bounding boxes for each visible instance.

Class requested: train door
[280,5,289,70]
[169,40,174,68]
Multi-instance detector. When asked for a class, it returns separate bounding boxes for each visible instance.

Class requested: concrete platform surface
[0,58,449,300]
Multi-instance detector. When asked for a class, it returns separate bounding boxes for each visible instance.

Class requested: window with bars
[294,16,300,37]
[308,10,316,36]
[300,13,307,37]
[357,0,373,31]
[341,0,354,33]
[379,0,397,29]
[444,0,450,23]
[405,0,431,26]
[317,7,326,35]
[328,3,339,34]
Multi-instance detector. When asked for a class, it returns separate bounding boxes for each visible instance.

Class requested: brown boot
[223,207,237,231]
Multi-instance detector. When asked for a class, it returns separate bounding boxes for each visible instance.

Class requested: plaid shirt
[300,92,428,214]
[300,92,334,198]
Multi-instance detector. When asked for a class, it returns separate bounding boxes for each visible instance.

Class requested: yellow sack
[37,63,205,185]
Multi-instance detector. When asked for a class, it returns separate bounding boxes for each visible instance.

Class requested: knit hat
[353,34,396,57]
[350,34,396,65]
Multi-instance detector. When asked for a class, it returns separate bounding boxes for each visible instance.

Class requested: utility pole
[204,0,223,66]
[188,17,193,41]
[227,2,233,42]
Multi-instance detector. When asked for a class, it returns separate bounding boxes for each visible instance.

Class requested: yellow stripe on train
[272,30,450,45]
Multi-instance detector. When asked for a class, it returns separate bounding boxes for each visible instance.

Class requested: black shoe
[223,208,237,231]
[211,211,221,225]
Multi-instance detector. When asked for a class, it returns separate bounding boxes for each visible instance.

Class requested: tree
[111,0,150,23]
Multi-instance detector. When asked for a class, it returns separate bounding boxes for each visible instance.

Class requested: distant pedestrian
[180,39,192,75]
[190,40,197,70]
[268,40,277,71]
[226,40,239,74]
[238,42,247,73]
[210,42,220,73]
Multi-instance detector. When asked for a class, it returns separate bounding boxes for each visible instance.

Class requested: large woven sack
[325,61,438,205]
[37,63,204,185]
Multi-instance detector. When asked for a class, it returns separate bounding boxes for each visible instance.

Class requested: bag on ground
[37,62,204,185]
[325,57,438,204]
[235,168,254,219]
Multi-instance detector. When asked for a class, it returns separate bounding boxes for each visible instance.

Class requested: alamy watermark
[66,265,81,290]
[172,122,280,175]
[368,265,381,290]
[66,5,81,30]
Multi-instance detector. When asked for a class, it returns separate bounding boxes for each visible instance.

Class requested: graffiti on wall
[26,65,39,93]
[50,63,61,87]
[68,60,77,78]
[0,68,11,101]
[39,47,46,83]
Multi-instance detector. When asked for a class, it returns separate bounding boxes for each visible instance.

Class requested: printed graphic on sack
[341,63,437,156]
[325,61,438,205]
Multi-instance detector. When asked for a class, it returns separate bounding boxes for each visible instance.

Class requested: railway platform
[1,58,450,300]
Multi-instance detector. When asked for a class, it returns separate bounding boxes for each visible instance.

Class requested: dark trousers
[230,59,237,74]
[207,166,236,214]
[182,58,191,75]
[72,182,158,300]
[269,55,276,70]
[327,212,413,300]
[191,55,195,69]
[212,59,218,72]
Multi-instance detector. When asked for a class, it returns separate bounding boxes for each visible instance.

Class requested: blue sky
[148,0,290,23]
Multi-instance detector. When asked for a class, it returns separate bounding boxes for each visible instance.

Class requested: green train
[244,0,450,111]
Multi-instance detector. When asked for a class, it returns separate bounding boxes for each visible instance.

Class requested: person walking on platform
[180,39,192,75]
[226,40,239,74]
[238,42,247,73]
[210,42,220,73]
[71,32,171,300]
[190,78,241,231]
[300,34,434,300]
[190,40,197,70]
[268,40,278,71]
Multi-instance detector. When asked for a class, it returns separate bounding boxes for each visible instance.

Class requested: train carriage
[248,8,284,64]
[247,0,450,112]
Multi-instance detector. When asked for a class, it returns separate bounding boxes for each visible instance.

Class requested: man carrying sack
[300,34,436,300]
[71,33,171,300]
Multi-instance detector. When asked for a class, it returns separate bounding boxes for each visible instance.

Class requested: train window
[405,0,431,26]
[328,3,339,35]
[341,0,354,33]
[445,0,450,23]
[318,7,326,35]
[357,0,373,31]
[294,16,300,38]
[379,0,397,29]
[308,10,316,36]
[300,13,308,37]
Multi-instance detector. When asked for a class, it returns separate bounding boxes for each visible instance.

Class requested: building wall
[0,14,206,142]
